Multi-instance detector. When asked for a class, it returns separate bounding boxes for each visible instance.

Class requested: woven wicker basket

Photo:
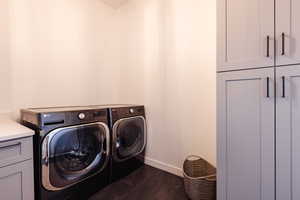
[183,155,216,200]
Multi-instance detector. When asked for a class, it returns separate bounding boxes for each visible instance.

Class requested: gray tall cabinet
[217,0,300,200]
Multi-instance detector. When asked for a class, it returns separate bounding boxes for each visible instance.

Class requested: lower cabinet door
[0,160,34,200]
[276,65,300,200]
[217,68,275,200]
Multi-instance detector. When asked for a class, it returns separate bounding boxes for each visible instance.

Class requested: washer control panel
[78,113,86,120]
[69,109,107,124]
[129,108,135,114]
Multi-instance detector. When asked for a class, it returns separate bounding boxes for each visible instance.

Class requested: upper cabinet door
[217,68,275,200]
[217,0,275,72]
[276,0,300,66]
[276,65,300,200]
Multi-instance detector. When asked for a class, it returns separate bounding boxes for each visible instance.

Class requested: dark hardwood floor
[89,165,189,200]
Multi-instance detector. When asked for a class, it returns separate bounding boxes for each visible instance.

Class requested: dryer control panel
[111,105,145,123]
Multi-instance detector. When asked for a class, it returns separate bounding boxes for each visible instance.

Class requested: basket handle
[204,175,216,182]
[185,155,202,161]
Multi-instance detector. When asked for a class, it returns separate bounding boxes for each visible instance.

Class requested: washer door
[113,116,146,162]
[42,122,110,191]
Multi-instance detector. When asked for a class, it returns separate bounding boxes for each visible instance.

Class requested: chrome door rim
[112,116,147,162]
[41,122,110,191]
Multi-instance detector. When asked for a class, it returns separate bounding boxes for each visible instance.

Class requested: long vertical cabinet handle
[282,76,286,98]
[266,36,270,57]
[281,33,285,55]
[267,77,270,98]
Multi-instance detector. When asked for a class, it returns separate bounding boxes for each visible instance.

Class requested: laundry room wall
[0,0,12,113]
[0,0,216,174]
[115,0,216,175]
[163,0,216,168]
[0,0,121,117]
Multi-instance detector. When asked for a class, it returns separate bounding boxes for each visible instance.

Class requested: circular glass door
[113,116,146,162]
[42,122,110,191]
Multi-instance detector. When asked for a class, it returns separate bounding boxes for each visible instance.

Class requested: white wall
[0,0,121,117]
[0,0,12,113]
[115,0,216,174]
[163,0,216,167]
[101,0,129,9]
[0,0,216,174]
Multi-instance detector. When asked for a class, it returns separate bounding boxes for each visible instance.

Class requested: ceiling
[101,0,128,9]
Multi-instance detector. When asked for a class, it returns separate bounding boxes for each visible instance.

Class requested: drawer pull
[282,76,286,98]
[266,77,270,98]
[281,33,285,56]
[266,36,270,57]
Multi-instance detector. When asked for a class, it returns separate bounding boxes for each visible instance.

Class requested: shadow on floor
[89,165,189,200]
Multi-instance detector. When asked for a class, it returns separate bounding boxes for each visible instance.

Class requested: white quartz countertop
[0,115,34,142]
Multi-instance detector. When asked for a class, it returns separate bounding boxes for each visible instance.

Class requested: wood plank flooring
[89,165,189,200]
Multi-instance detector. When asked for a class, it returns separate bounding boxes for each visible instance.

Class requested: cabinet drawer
[0,137,33,168]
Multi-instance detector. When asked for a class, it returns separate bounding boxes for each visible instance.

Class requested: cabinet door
[217,0,275,71]
[276,65,300,200]
[217,68,275,200]
[276,1,300,66]
[0,160,34,200]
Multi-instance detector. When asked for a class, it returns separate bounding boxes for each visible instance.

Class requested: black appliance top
[21,104,145,129]
[20,106,109,130]
[23,104,141,113]
[22,106,99,113]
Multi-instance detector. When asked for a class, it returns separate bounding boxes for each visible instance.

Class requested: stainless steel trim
[112,116,147,163]
[41,122,110,191]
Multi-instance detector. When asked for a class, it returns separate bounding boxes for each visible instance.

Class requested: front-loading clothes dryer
[107,105,147,183]
[21,106,110,200]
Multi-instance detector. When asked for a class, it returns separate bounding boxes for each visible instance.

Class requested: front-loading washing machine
[21,106,110,200]
[106,105,147,183]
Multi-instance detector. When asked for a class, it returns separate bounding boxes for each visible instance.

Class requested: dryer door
[42,122,110,191]
[113,116,147,162]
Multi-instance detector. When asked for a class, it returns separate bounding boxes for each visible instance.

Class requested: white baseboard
[144,156,183,177]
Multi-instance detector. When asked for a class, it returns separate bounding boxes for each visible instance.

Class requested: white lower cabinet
[0,137,34,200]
[0,160,34,200]
[218,65,300,200]
[217,68,275,200]
[276,65,300,200]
